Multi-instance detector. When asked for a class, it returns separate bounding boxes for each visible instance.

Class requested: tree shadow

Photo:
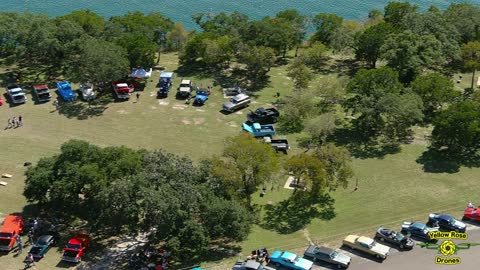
[56,93,112,120]
[329,127,401,159]
[416,147,480,173]
[311,58,365,78]
[261,193,335,234]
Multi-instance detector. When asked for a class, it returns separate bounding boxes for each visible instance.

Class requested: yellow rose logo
[439,240,457,256]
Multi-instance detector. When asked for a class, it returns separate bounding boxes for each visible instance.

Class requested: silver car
[223,93,251,112]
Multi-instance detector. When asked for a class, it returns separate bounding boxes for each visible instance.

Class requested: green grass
[1,53,480,270]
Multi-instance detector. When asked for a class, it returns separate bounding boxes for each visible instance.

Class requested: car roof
[37,235,53,243]
[280,251,296,261]
[438,214,453,220]
[315,246,334,255]
[235,93,249,100]
[160,72,174,78]
[7,84,21,89]
[358,236,374,245]
[34,84,48,89]
[180,80,191,84]
[412,222,426,229]
[244,260,261,269]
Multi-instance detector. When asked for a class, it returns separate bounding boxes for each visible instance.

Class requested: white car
[343,235,390,260]
[80,84,96,101]
[7,84,26,104]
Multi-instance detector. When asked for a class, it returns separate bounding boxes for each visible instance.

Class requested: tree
[166,22,189,50]
[354,22,393,68]
[313,143,354,191]
[278,89,318,133]
[411,73,457,117]
[193,11,249,37]
[384,1,418,28]
[287,58,313,89]
[201,36,234,69]
[67,37,129,85]
[330,20,363,53]
[303,42,328,69]
[444,3,480,43]
[58,9,105,36]
[116,33,157,68]
[221,133,279,209]
[284,153,325,196]
[275,9,308,56]
[109,11,173,41]
[431,101,480,153]
[345,67,424,140]
[303,113,337,148]
[461,41,480,90]
[238,45,276,78]
[312,13,343,46]
[381,30,445,83]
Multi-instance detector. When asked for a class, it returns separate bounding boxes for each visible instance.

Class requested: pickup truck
[263,137,290,153]
[57,81,77,102]
[242,122,276,138]
[247,108,280,124]
[33,84,52,102]
[0,215,24,251]
[62,234,91,263]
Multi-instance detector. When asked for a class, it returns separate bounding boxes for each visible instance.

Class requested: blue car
[193,89,209,105]
[270,250,313,270]
[57,81,76,102]
[29,235,55,259]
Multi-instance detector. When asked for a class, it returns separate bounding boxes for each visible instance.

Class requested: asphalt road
[314,223,480,270]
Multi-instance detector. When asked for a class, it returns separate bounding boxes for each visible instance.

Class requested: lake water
[0,0,476,30]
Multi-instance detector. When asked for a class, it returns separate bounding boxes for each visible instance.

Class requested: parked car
[57,81,76,102]
[242,122,275,137]
[113,82,132,100]
[79,84,96,101]
[375,228,415,250]
[193,89,209,105]
[62,234,91,263]
[232,259,275,270]
[129,67,152,78]
[342,235,390,260]
[33,84,51,102]
[463,202,480,222]
[29,235,55,258]
[263,137,290,153]
[158,72,174,97]
[303,245,351,268]
[223,86,245,97]
[177,79,192,99]
[247,108,280,124]
[269,250,313,270]
[0,215,24,251]
[7,84,27,104]
[428,213,466,233]
[223,93,251,112]
[401,221,439,242]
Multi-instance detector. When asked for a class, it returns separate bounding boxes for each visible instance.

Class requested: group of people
[6,115,23,128]
[249,247,271,264]
[14,230,35,269]
[128,247,170,270]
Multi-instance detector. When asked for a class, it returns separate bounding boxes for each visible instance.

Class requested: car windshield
[30,246,42,254]
[63,250,78,257]
[37,239,48,246]
[66,243,81,249]
[38,93,50,98]
[441,215,454,223]
[395,233,405,241]
[331,250,339,258]
[37,88,48,93]
[0,232,13,238]
[0,239,11,246]
[180,84,189,87]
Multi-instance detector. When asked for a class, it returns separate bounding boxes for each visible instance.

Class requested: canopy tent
[130,68,152,78]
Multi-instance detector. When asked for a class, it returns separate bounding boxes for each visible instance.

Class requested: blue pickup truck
[242,122,276,137]
[194,89,209,105]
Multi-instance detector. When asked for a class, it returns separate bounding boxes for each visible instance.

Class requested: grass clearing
[1,53,480,269]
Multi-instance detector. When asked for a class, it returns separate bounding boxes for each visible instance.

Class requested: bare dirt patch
[235,111,243,115]
[150,106,157,110]
[158,100,169,106]
[116,110,129,115]
[182,118,192,125]
[228,122,238,128]
[194,117,205,125]
[173,104,187,110]
[195,109,205,112]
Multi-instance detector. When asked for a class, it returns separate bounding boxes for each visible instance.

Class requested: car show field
[1,51,480,270]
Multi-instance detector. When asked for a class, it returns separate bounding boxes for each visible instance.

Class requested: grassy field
[1,53,480,270]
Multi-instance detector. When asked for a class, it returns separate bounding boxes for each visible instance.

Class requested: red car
[61,234,91,263]
[463,203,480,222]
[0,215,24,251]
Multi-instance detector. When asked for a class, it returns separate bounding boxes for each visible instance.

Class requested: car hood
[11,91,25,96]
[454,220,466,228]
[334,252,352,265]
[295,258,313,270]
[179,87,190,92]
[371,243,390,255]
[223,102,234,108]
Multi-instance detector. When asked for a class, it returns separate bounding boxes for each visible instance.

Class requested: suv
[177,79,192,98]
[7,84,27,104]
[33,84,52,102]
[223,93,251,112]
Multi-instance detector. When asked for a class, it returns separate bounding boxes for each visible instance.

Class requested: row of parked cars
[0,215,90,263]
[229,203,479,270]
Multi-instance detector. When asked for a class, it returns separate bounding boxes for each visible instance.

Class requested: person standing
[16,235,23,254]
[27,230,34,245]
[7,117,12,128]
[12,116,16,128]
[18,115,23,127]
[136,92,140,101]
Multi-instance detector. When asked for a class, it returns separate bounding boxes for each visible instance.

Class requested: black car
[428,213,466,233]
[304,245,351,268]
[401,221,439,243]
[375,227,415,250]
[246,108,280,124]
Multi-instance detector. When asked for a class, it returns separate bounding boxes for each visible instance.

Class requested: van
[0,215,24,251]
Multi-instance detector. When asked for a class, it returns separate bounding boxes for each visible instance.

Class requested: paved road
[312,224,480,270]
